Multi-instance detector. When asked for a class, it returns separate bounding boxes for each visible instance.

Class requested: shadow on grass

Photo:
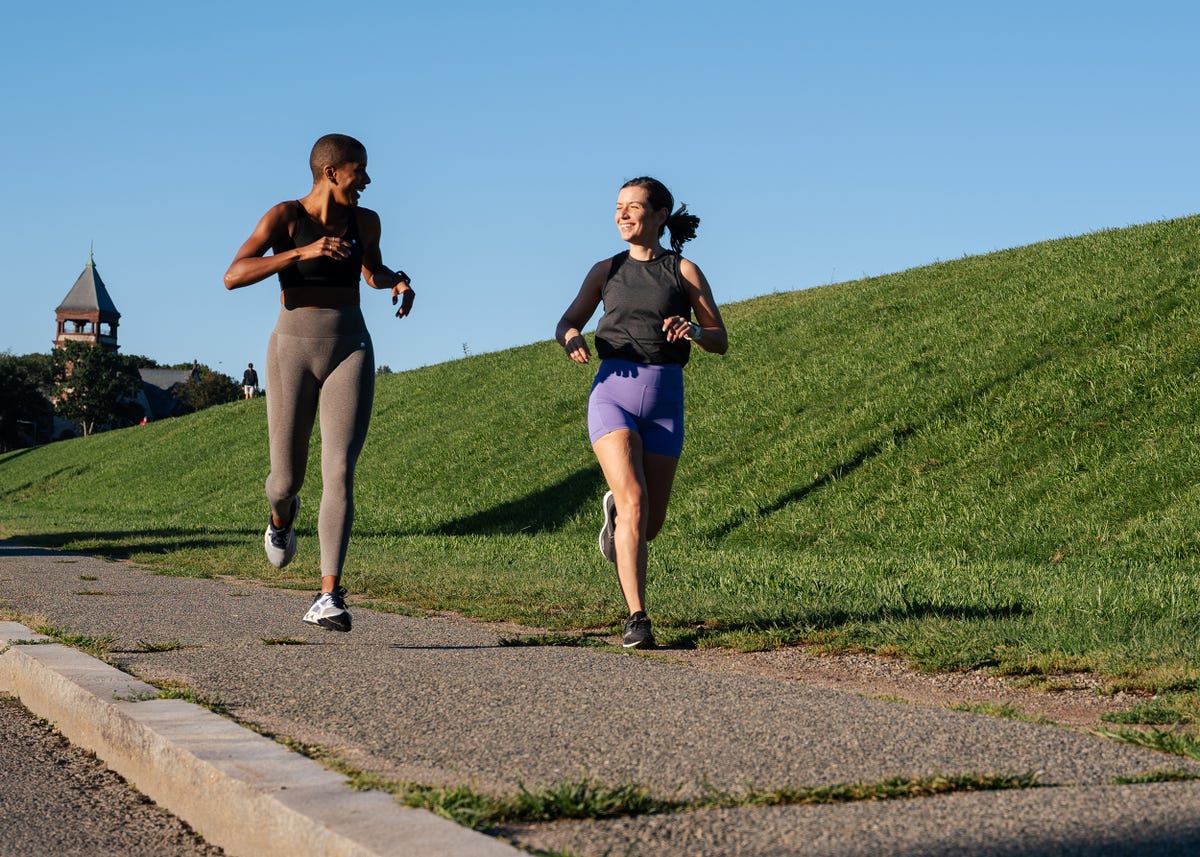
[0,464,93,502]
[3,531,250,559]
[0,445,45,469]
[706,425,916,540]
[708,349,1061,540]
[665,600,1031,650]
[431,464,605,536]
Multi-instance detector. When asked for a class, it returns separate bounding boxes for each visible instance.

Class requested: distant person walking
[555,177,728,648]
[223,133,415,632]
[242,363,259,399]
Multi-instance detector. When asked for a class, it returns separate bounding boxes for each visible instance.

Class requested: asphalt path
[0,694,223,857]
[4,540,1200,855]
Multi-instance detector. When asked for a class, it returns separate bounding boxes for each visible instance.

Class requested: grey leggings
[265,306,374,580]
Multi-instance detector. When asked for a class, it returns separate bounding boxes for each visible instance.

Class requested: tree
[124,353,161,369]
[51,342,144,437]
[0,352,54,450]
[178,368,240,412]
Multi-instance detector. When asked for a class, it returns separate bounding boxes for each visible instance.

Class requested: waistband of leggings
[272,305,368,339]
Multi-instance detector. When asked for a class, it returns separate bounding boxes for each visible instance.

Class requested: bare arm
[223,203,305,289]
[555,259,611,364]
[662,257,728,354]
[223,202,362,289]
[356,208,415,318]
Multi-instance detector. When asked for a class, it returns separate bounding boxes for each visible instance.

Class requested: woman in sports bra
[224,133,415,633]
[555,177,728,649]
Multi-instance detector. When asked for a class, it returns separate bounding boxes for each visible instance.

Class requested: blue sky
[2,2,1197,378]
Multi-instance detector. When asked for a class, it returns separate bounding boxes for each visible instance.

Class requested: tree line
[0,343,241,450]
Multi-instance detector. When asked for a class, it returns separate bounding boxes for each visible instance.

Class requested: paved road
[0,694,223,857]
[4,540,1200,855]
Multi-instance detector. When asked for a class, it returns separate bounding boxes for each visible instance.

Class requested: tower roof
[56,251,120,318]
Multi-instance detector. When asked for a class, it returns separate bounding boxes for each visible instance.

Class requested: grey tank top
[595,251,692,366]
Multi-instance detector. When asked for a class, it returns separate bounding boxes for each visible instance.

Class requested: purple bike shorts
[587,358,685,458]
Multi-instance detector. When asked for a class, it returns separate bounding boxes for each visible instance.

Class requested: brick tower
[54,249,121,353]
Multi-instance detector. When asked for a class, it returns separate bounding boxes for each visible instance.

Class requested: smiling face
[615,185,668,247]
[327,156,370,206]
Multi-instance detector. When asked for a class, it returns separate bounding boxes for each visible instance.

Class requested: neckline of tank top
[620,249,677,263]
[294,200,357,238]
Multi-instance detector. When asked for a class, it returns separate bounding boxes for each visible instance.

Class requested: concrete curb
[0,621,519,857]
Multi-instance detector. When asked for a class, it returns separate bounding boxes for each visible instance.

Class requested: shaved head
[309,134,366,180]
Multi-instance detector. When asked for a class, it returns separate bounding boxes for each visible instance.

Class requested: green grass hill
[5,215,1200,686]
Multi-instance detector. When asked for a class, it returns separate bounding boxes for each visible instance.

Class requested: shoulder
[260,200,302,228]
[245,202,301,246]
[266,199,300,218]
[574,256,615,299]
[677,255,706,285]
[354,205,381,225]
[587,256,616,280]
[353,206,381,237]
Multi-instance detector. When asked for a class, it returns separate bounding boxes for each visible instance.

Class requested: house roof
[56,252,121,318]
[139,369,192,391]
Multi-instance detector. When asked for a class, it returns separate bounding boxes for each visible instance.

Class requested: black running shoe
[622,611,656,649]
[599,490,617,563]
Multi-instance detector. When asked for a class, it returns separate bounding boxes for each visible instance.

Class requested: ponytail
[665,204,699,254]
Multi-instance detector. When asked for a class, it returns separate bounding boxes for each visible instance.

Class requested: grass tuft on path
[347,771,1041,829]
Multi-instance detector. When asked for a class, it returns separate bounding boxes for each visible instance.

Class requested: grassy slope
[5,215,1200,681]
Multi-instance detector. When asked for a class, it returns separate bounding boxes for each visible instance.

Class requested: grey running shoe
[303,586,352,632]
[599,490,617,563]
[622,611,656,649]
[264,497,299,568]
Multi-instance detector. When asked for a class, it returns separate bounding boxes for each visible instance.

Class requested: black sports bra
[277,201,364,291]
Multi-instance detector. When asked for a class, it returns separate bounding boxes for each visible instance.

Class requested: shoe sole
[599,491,617,563]
[622,637,656,649]
[303,615,351,632]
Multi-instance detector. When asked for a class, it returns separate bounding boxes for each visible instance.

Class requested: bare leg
[643,451,679,542]
[592,431,680,615]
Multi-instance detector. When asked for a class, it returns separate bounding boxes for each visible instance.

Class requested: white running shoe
[264,497,299,568]
[303,586,352,632]
[599,490,617,563]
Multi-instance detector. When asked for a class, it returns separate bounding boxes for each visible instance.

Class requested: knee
[324,460,353,490]
[613,488,648,531]
[265,474,302,503]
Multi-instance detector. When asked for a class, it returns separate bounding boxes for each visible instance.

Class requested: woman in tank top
[223,133,415,633]
[555,177,728,649]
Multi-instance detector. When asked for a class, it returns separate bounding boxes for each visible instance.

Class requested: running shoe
[622,611,656,649]
[264,497,299,568]
[303,586,352,632]
[599,490,617,563]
